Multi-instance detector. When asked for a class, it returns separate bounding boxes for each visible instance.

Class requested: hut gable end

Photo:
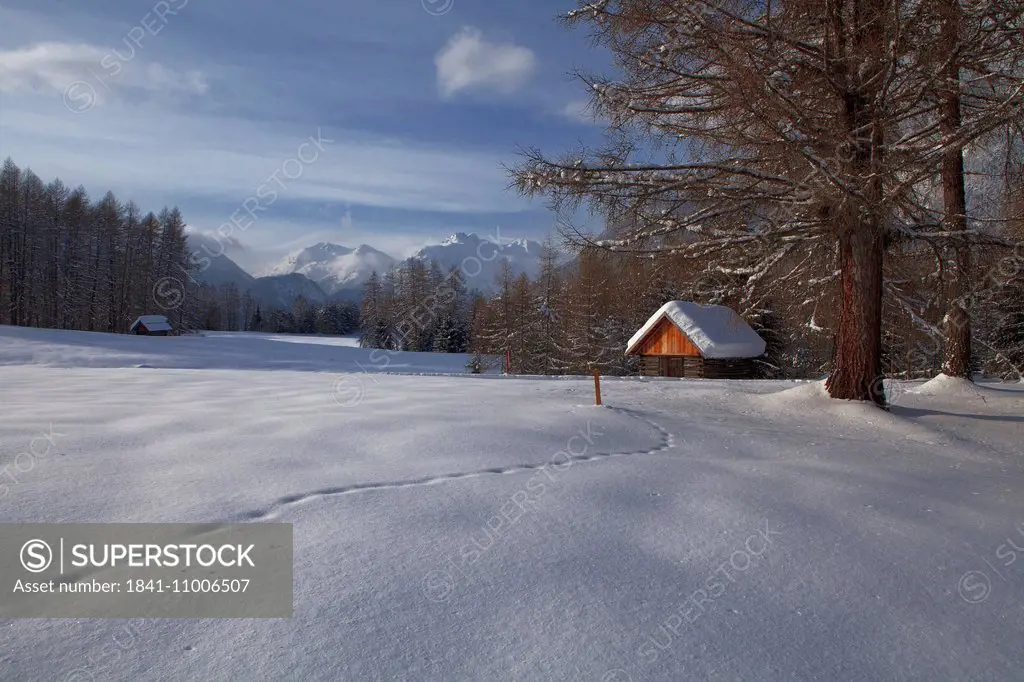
[636,318,702,357]
[626,301,766,380]
[626,301,766,359]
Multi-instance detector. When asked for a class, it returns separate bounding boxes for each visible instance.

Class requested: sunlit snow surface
[0,326,1022,681]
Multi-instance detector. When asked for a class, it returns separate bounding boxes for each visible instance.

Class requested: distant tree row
[403,233,1022,381]
[0,157,191,332]
[253,297,360,336]
[355,238,785,377]
[359,258,477,353]
[186,285,360,336]
[464,241,782,377]
[0,157,363,339]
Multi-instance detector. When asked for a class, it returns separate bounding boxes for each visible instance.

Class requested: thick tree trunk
[826,221,886,404]
[822,0,888,405]
[939,0,972,379]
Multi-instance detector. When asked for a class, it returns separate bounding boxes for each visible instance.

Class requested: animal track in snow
[234,406,676,522]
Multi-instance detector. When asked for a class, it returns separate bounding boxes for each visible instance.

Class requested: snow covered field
[0,326,498,375]
[1,325,1022,681]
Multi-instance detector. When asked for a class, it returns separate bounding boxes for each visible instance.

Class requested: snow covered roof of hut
[129,315,173,332]
[625,301,766,359]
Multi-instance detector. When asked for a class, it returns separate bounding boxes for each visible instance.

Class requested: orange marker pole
[593,368,602,406]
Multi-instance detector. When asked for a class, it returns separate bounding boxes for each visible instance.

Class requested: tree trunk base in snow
[941,303,972,380]
[826,223,886,406]
[825,369,887,406]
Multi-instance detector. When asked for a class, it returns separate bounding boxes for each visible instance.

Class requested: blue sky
[0,0,608,271]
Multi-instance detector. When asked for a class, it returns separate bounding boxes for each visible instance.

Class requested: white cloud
[0,42,208,106]
[0,42,102,91]
[435,28,536,98]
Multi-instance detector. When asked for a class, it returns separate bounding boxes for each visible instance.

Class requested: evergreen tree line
[468,244,637,376]
[0,157,361,338]
[248,297,360,336]
[465,243,767,377]
[401,235,1022,381]
[359,258,477,354]
[0,157,192,333]
[178,284,360,335]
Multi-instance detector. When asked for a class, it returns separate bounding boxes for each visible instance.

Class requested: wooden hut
[129,315,173,336]
[625,301,765,378]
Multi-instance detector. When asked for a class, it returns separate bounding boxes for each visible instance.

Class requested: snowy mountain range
[264,232,543,300]
[266,243,398,298]
[186,232,328,309]
[187,231,544,309]
[411,232,542,290]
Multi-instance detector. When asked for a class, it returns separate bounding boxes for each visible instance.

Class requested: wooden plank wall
[701,358,758,379]
[641,356,661,376]
[638,356,759,379]
[637,318,702,357]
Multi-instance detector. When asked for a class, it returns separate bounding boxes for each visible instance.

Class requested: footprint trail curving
[234,406,677,522]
